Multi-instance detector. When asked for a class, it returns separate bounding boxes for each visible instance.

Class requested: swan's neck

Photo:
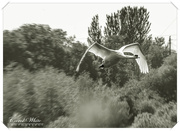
[116,51,136,59]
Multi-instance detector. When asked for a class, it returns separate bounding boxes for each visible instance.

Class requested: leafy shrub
[74,79,131,127]
[132,113,153,128]
[156,102,177,124]
[119,79,164,123]
[3,67,78,126]
[3,66,31,125]
[76,97,130,127]
[146,44,166,68]
[3,53,177,128]
[137,100,156,114]
[140,54,177,102]
[132,102,177,128]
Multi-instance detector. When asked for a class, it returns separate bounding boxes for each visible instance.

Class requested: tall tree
[103,12,126,49]
[19,24,54,69]
[104,6,151,45]
[88,15,102,44]
[104,12,121,36]
[119,6,151,44]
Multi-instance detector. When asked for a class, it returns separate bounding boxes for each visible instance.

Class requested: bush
[119,79,164,122]
[3,55,177,128]
[137,100,156,114]
[3,66,31,125]
[3,66,78,126]
[140,54,177,102]
[74,80,131,127]
[132,102,177,128]
[132,113,153,128]
[76,97,130,127]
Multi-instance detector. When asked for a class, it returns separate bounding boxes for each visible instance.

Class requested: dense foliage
[3,6,176,128]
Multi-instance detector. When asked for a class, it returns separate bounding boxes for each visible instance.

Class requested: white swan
[76,42,149,74]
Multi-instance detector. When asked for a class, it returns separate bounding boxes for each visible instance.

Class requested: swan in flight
[76,42,149,74]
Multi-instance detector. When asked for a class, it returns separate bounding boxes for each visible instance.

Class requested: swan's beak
[135,55,140,59]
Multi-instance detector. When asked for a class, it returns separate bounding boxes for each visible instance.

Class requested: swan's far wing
[122,43,149,74]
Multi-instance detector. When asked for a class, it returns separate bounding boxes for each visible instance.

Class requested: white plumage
[76,42,149,74]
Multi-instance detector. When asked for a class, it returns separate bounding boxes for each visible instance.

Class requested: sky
[3,3,177,50]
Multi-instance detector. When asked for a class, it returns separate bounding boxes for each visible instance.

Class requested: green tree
[104,6,151,45]
[51,29,67,46]
[88,15,102,44]
[119,6,151,44]
[104,12,121,36]
[104,11,125,49]
[3,24,77,73]
[145,37,169,69]
[3,30,27,67]
[18,24,55,69]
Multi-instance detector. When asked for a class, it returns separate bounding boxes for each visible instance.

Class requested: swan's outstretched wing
[76,43,112,72]
[89,43,113,59]
[121,43,149,74]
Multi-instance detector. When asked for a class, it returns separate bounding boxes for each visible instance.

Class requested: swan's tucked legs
[99,60,105,69]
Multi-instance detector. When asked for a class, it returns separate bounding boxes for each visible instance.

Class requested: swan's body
[76,42,149,74]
